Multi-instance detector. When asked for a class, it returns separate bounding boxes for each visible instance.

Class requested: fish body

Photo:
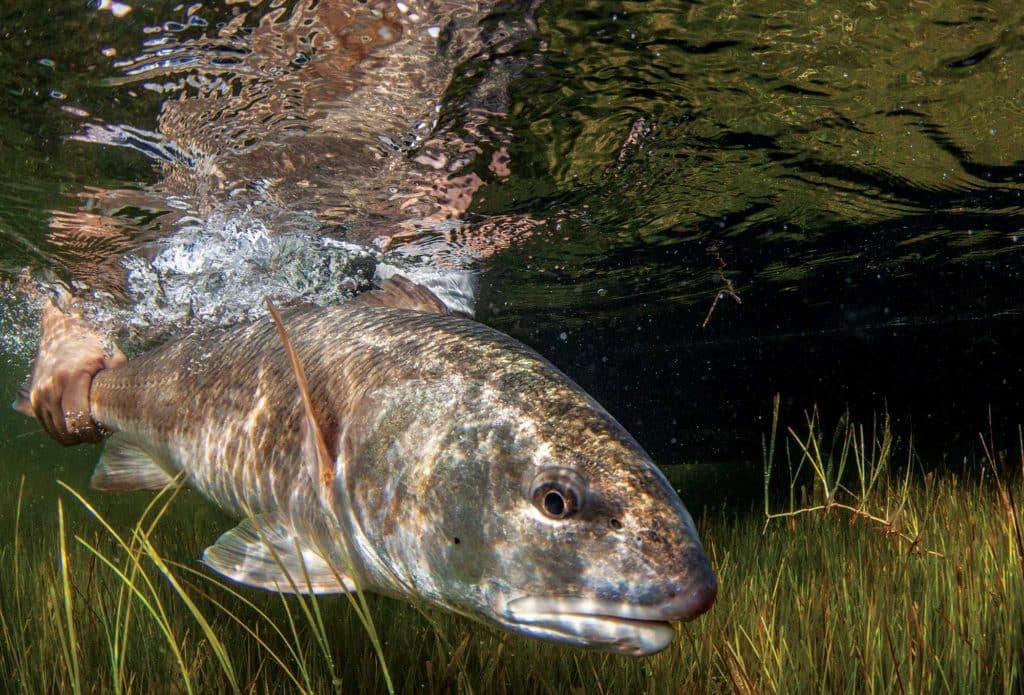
[84,281,716,655]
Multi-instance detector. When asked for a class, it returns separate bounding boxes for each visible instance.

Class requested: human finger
[33,386,68,443]
[63,369,100,444]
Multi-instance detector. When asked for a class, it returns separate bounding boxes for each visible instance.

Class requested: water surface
[1,0,1022,501]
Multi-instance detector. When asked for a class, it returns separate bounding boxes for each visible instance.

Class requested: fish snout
[488,540,717,656]
[636,545,718,621]
[659,568,717,621]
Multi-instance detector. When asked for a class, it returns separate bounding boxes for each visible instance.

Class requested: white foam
[113,209,379,339]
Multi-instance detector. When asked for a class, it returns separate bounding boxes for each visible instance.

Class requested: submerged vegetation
[1,409,1021,694]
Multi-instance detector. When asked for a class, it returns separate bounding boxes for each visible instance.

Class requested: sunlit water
[1,0,1022,505]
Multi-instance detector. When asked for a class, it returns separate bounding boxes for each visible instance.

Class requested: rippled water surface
[1,0,1022,480]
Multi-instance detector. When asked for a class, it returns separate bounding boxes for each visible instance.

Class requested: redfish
[22,277,716,655]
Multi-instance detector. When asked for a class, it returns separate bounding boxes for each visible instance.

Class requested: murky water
[1,0,1022,500]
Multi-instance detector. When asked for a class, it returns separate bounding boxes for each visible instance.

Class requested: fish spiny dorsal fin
[265,298,335,489]
[349,275,450,314]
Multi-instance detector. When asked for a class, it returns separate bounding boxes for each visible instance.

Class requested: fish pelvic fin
[266,298,335,490]
[202,517,355,594]
[91,432,177,491]
[349,275,450,314]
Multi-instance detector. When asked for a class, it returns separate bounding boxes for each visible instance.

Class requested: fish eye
[533,483,577,519]
[529,468,585,520]
[544,490,565,516]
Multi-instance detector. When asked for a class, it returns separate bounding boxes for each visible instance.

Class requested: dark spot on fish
[636,529,666,545]
[452,536,461,545]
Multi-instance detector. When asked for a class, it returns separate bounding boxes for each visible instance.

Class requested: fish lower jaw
[500,596,699,656]
[504,612,675,656]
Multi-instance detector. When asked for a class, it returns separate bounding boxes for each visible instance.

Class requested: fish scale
[86,304,580,531]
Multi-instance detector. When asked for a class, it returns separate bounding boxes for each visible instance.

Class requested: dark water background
[0,0,1022,512]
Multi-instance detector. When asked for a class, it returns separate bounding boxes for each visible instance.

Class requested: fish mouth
[499,585,716,657]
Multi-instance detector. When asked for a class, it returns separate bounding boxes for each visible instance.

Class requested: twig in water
[702,242,741,328]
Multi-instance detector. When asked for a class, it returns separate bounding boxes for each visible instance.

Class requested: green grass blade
[57,500,82,695]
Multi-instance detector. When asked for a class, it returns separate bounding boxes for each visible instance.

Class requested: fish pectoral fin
[266,299,336,490]
[202,517,355,595]
[91,433,177,491]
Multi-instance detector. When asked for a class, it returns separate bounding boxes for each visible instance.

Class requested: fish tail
[12,381,32,417]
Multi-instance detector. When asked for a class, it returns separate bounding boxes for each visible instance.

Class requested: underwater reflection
[39,0,542,344]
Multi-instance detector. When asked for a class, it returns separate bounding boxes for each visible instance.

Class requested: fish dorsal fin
[266,299,335,490]
[202,517,354,594]
[349,275,450,314]
[91,433,177,491]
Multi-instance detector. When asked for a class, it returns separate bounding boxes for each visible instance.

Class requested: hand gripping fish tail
[17,276,717,656]
[16,292,126,445]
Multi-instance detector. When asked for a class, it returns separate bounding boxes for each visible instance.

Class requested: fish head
[479,422,718,657]
[349,379,716,657]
